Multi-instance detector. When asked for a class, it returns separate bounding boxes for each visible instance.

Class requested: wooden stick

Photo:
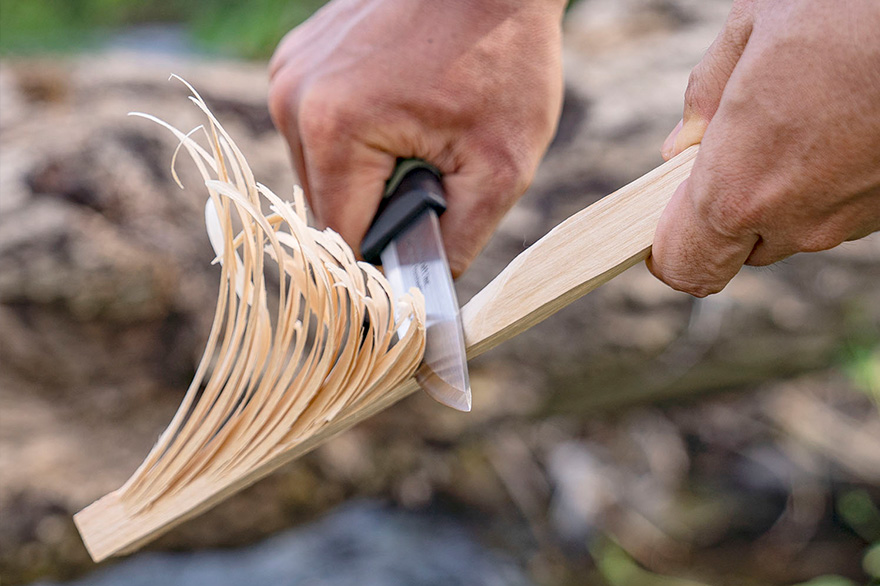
[74,146,698,562]
[463,145,698,358]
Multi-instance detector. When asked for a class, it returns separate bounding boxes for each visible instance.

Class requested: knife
[361,159,472,412]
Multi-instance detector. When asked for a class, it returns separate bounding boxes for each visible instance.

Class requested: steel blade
[381,210,471,411]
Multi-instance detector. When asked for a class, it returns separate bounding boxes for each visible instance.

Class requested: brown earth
[1,1,878,584]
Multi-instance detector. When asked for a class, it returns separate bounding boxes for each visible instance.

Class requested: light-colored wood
[74,94,699,562]
[75,81,427,562]
[75,378,420,561]
[462,145,699,358]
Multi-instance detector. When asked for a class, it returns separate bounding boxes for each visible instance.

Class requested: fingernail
[661,119,683,160]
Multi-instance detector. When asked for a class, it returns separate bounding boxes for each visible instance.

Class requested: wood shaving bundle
[74,78,426,561]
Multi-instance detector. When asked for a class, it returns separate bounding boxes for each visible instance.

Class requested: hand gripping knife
[361,160,472,411]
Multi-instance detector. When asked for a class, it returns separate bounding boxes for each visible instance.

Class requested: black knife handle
[360,159,447,265]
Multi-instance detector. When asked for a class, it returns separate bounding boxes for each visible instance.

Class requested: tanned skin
[270,0,880,295]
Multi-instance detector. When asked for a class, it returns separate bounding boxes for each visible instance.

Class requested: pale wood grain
[462,145,698,358]
[74,146,698,562]
[75,379,420,561]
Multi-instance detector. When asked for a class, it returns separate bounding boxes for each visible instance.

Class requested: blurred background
[1,1,878,585]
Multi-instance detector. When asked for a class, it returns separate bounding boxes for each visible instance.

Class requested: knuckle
[297,86,354,150]
[795,227,846,254]
[683,68,710,120]
[692,164,763,239]
[268,34,292,81]
[703,191,758,238]
[684,65,717,125]
[268,72,296,133]
[475,144,533,206]
[684,61,727,124]
[489,159,522,199]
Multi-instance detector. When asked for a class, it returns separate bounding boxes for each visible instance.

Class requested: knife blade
[361,160,472,412]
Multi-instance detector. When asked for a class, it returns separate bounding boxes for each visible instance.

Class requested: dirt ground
[1,1,878,584]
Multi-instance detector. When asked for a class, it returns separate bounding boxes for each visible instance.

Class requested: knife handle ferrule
[360,159,447,264]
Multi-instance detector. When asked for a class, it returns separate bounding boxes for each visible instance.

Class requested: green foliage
[836,491,880,584]
[0,0,327,58]
[843,343,880,405]
[863,542,880,580]
[190,0,327,59]
[839,302,880,405]
[590,539,711,586]
[838,489,880,543]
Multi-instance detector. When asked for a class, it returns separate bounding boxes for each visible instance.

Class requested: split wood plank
[74,145,699,562]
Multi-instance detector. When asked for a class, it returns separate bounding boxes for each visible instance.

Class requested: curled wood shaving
[114,77,426,514]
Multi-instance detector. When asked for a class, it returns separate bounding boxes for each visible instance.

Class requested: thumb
[662,0,754,160]
[647,170,759,297]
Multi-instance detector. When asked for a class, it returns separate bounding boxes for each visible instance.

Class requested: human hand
[649,0,880,297]
[269,0,566,277]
